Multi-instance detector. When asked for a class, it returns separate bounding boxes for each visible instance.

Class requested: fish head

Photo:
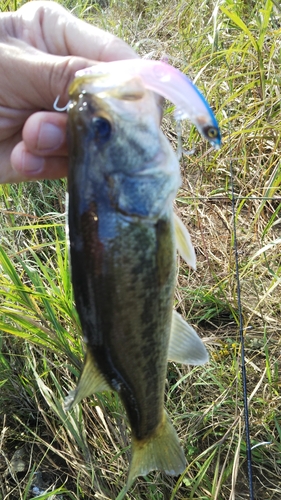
[67,72,181,219]
[68,73,163,146]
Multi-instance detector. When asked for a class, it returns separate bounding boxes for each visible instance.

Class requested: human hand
[0,1,137,183]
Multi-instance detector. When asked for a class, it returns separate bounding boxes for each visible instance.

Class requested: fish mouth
[69,74,164,126]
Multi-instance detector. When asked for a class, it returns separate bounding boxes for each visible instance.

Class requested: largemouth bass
[65,60,220,491]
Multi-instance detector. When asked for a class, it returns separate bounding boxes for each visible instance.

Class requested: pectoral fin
[168,310,209,365]
[64,350,110,411]
[174,213,196,270]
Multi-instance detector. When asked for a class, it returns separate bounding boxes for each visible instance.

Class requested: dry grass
[1,0,281,499]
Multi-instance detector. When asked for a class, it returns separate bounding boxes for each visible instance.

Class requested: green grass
[1,0,281,499]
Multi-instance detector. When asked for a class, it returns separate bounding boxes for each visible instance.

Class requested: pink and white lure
[72,59,221,149]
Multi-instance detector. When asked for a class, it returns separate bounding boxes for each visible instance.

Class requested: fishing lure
[55,59,221,148]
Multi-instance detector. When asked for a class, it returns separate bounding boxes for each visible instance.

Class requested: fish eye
[91,117,111,143]
[203,125,219,139]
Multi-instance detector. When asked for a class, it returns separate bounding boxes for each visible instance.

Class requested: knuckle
[49,56,93,104]
[49,56,81,105]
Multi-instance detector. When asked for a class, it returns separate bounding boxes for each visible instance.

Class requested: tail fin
[126,411,186,490]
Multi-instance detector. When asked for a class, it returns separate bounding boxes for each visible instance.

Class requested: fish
[64,60,220,492]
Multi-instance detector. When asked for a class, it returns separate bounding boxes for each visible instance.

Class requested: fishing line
[177,120,257,496]
[229,155,255,500]
[177,196,281,201]
[176,95,257,497]
[217,40,255,495]
[212,48,255,498]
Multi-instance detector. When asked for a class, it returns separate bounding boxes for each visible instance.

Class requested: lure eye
[91,117,112,143]
[203,125,219,139]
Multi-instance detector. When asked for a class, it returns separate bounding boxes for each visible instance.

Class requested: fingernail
[38,123,65,151]
[23,152,45,174]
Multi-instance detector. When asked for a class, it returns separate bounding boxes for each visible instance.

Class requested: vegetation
[1,0,281,498]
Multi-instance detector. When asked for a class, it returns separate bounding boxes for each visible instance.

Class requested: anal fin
[168,310,209,365]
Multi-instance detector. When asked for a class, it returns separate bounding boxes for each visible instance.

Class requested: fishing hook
[53,95,70,112]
